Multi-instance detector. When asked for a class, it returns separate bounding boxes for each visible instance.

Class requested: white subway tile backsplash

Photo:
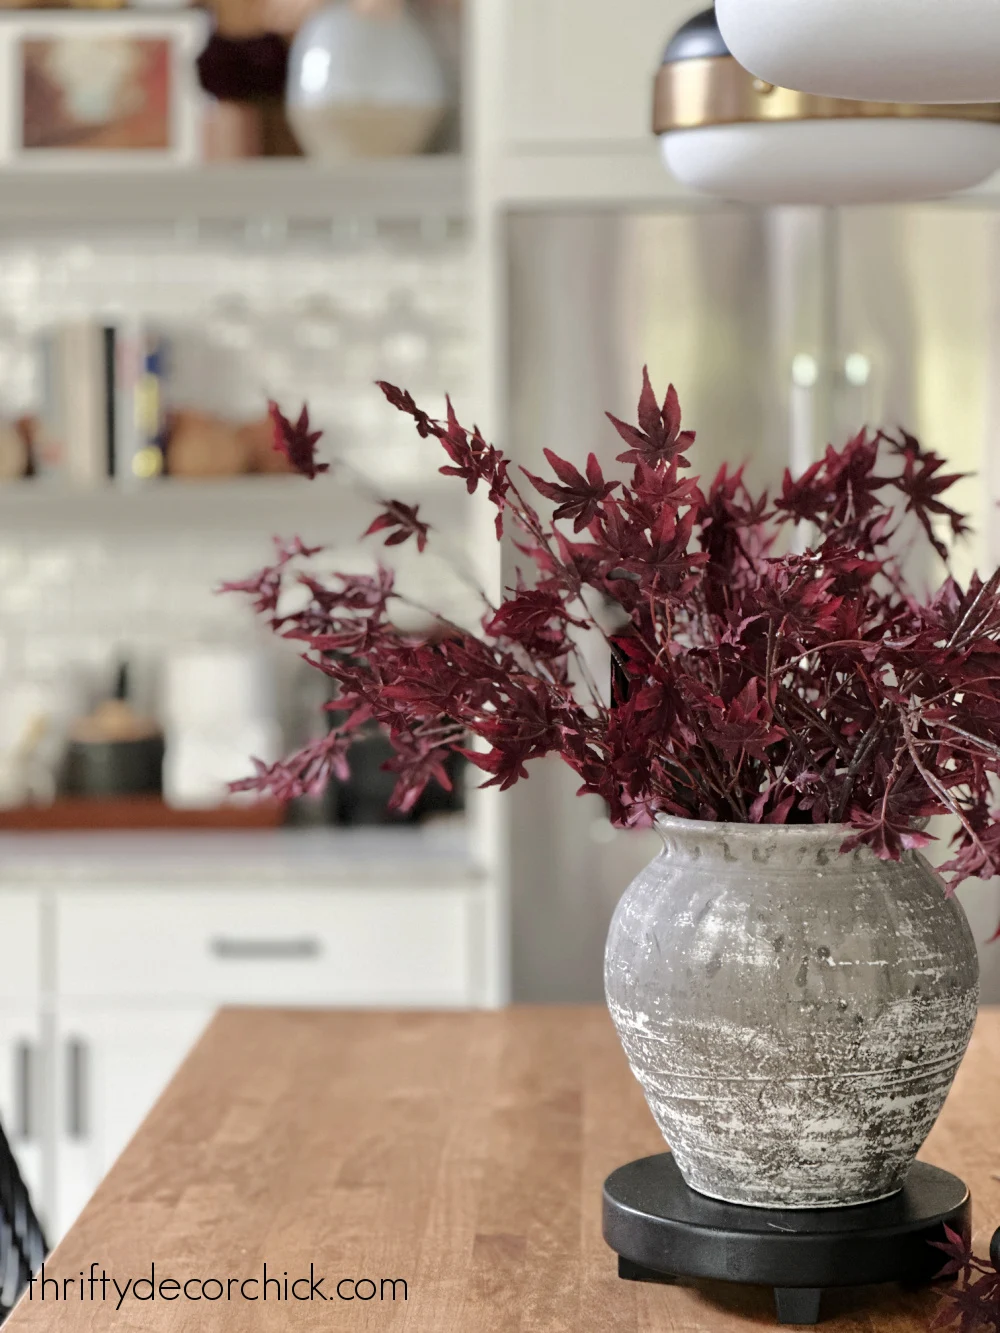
[0,222,476,708]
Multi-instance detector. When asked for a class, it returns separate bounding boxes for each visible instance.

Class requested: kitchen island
[6,1006,999,1331]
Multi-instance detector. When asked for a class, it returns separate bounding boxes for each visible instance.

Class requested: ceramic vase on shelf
[197,30,302,159]
[604,816,979,1209]
[286,0,448,160]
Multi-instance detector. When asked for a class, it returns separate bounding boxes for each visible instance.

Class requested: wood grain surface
[8,1006,1000,1331]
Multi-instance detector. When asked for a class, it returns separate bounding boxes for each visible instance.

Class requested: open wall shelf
[0,474,468,537]
[0,157,467,228]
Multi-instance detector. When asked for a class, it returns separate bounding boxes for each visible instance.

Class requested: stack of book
[34,321,172,485]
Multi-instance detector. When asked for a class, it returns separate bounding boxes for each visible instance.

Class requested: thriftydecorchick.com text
[27,1262,407,1311]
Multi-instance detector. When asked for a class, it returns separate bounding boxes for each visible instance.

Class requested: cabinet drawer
[0,891,41,999]
[55,887,475,1005]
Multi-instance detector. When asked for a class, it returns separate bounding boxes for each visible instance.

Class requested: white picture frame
[0,8,209,169]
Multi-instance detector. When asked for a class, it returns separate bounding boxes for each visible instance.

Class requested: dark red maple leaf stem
[219,371,1000,896]
[497,471,621,708]
[947,567,1000,649]
[832,717,885,822]
[902,717,984,857]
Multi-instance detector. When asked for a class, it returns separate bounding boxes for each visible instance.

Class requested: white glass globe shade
[716,0,1000,104]
[661,118,1000,205]
[287,1,447,159]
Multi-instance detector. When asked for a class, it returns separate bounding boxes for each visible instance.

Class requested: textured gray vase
[605,815,979,1209]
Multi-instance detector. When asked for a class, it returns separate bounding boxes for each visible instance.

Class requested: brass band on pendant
[653,56,1000,133]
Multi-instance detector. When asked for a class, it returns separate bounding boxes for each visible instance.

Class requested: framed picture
[0,9,208,167]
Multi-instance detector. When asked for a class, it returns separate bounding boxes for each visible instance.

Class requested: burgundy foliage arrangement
[930,1226,1000,1333]
[223,370,1000,899]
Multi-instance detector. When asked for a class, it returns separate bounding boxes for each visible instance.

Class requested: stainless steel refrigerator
[504,202,1000,1003]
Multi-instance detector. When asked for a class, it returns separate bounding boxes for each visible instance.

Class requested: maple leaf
[607,367,696,467]
[932,1265,1000,1333]
[382,739,455,814]
[774,456,830,525]
[363,500,430,552]
[929,1223,976,1282]
[268,400,328,479]
[749,787,797,824]
[625,459,704,518]
[523,449,619,532]
[230,731,352,801]
[218,566,284,617]
[939,818,1000,886]
[823,429,890,520]
[219,535,324,616]
[462,741,534,791]
[436,397,481,492]
[703,679,785,761]
[893,441,970,560]
[841,806,934,861]
[483,587,588,659]
[376,380,435,437]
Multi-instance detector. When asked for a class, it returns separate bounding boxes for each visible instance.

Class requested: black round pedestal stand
[603,1154,969,1325]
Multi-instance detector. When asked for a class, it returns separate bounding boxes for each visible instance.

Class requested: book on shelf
[35,321,172,485]
[36,323,108,484]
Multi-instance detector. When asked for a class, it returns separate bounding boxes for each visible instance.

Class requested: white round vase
[286,1,447,160]
[605,817,979,1209]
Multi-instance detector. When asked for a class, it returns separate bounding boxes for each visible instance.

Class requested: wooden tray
[0,796,286,833]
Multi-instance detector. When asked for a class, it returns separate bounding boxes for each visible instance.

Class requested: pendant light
[655,9,1000,205]
[716,0,1000,105]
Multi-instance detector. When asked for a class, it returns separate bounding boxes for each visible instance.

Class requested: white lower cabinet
[52,1005,212,1239]
[56,885,476,1007]
[0,888,45,1228]
[0,1006,45,1227]
[0,875,484,1243]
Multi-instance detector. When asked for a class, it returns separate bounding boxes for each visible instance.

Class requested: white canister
[162,646,276,731]
[162,719,282,809]
[161,646,280,807]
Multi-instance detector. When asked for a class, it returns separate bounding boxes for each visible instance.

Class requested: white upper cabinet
[500,0,699,147]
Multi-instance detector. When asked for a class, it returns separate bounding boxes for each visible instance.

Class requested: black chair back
[0,1118,46,1323]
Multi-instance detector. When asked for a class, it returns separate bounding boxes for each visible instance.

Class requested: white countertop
[0,820,484,887]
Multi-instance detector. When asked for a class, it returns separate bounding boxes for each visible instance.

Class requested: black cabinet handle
[66,1038,88,1140]
[13,1041,35,1142]
[209,937,322,961]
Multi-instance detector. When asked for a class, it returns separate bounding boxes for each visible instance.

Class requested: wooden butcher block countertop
[8,1007,1000,1331]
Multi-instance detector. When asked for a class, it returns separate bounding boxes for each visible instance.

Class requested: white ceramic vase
[605,816,979,1209]
[286,0,447,160]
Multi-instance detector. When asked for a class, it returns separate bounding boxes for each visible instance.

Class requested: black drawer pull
[67,1038,88,1140]
[209,937,322,961]
[14,1041,35,1142]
